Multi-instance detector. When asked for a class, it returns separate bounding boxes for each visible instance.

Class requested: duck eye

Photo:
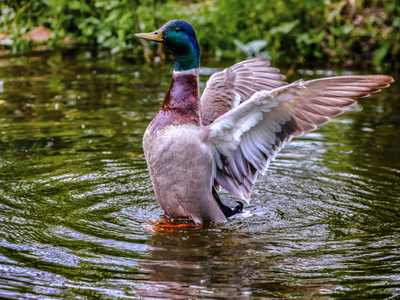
[174,27,181,32]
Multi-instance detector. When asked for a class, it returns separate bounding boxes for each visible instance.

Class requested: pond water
[0,49,399,299]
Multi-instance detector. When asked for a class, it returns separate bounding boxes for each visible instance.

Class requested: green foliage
[233,39,269,59]
[0,0,399,69]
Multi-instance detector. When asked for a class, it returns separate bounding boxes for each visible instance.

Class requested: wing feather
[200,58,287,126]
[205,75,394,201]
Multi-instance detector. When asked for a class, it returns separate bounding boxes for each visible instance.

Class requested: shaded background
[1,0,399,69]
[1,0,400,299]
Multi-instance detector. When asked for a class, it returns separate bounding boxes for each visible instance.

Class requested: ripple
[0,53,399,299]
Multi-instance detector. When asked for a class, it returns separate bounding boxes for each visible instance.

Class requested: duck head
[135,20,200,71]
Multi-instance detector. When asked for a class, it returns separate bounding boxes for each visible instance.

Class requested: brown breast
[149,74,201,131]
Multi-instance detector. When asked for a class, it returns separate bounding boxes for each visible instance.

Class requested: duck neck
[173,53,200,71]
[172,39,200,71]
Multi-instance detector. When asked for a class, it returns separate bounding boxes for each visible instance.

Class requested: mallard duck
[135,20,393,224]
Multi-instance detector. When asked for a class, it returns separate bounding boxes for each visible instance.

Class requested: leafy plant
[0,0,398,70]
[233,39,269,59]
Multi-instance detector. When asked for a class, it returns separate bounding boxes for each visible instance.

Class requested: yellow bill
[134,30,163,42]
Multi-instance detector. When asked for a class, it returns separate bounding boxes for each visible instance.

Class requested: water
[0,49,399,299]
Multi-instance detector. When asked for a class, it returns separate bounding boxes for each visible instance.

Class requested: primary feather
[204,75,393,202]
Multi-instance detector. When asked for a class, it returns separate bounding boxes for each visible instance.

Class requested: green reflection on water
[0,50,399,299]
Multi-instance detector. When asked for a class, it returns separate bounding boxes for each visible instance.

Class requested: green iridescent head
[135,20,200,71]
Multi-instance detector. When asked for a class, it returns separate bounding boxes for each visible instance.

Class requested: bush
[0,0,399,69]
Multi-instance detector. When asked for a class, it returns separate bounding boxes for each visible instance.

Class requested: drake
[135,20,393,224]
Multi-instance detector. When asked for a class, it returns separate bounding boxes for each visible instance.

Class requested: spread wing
[200,58,287,126]
[204,75,394,201]
[200,58,287,199]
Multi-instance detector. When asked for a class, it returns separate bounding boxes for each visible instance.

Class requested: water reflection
[137,227,338,299]
[0,49,399,299]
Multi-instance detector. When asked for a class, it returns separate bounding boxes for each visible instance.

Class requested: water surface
[0,50,399,299]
